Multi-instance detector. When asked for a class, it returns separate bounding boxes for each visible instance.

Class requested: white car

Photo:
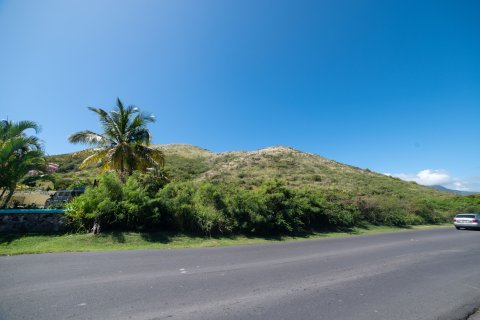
[453,213,480,230]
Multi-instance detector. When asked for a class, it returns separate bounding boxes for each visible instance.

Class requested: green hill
[47,143,453,201]
[47,144,480,233]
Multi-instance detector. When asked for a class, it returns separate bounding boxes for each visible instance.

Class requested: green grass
[48,144,454,198]
[0,224,451,255]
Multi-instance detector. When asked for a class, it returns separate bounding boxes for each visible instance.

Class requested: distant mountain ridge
[429,185,478,196]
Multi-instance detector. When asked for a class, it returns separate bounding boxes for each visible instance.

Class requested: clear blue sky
[1,0,479,190]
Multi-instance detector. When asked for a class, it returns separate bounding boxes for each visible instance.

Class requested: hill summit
[155,144,447,199]
[49,144,450,201]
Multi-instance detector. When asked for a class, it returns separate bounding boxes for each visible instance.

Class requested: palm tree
[0,120,45,208]
[68,98,164,178]
[0,120,40,141]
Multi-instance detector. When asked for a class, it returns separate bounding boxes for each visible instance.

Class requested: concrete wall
[0,211,65,233]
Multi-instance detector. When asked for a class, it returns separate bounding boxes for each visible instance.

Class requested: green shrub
[67,173,475,235]
[252,180,305,233]
[155,181,197,231]
[66,173,123,230]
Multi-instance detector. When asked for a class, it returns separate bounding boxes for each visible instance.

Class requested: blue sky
[1,0,479,190]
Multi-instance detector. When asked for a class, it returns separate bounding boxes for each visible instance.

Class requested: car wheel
[455,226,461,230]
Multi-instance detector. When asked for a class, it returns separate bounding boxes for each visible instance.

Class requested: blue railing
[0,209,65,214]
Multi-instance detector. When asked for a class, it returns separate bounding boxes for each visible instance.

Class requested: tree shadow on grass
[135,224,419,246]
[139,231,291,244]
[0,234,24,245]
[0,232,66,245]
[138,228,358,244]
[139,231,175,244]
[108,231,126,243]
[248,233,307,241]
[351,222,414,233]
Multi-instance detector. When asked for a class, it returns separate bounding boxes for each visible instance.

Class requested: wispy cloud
[385,169,451,185]
[384,169,476,191]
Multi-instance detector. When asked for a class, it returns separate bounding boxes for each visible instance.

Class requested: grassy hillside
[47,144,450,200]
[46,151,100,189]
[46,144,480,234]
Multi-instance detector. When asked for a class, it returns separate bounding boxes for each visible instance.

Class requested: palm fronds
[69,98,164,177]
[0,120,45,207]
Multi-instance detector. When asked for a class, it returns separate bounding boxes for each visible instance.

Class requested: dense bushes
[67,174,151,231]
[66,173,478,235]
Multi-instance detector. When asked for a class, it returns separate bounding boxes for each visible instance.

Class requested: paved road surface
[1,228,480,320]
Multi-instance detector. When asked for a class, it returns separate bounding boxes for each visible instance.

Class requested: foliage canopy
[0,120,45,207]
[68,98,164,177]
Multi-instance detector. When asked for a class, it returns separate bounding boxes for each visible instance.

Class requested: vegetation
[65,172,480,236]
[0,108,475,253]
[1,122,478,251]
[47,144,456,198]
[68,98,165,178]
[0,108,464,238]
[0,120,45,208]
[67,99,166,231]
[46,152,99,190]
[39,143,477,236]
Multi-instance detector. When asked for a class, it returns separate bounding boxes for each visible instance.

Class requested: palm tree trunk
[119,158,127,182]
[1,188,15,209]
[0,188,6,201]
[91,221,101,234]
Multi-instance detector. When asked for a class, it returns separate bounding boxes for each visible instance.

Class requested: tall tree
[68,98,164,178]
[0,120,45,208]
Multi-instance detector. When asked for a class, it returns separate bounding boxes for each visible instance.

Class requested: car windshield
[456,214,476,218]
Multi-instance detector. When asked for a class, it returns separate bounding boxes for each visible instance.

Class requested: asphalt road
[1,228,480,320]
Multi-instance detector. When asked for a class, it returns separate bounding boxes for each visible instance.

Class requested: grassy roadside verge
[0,224,452,256]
